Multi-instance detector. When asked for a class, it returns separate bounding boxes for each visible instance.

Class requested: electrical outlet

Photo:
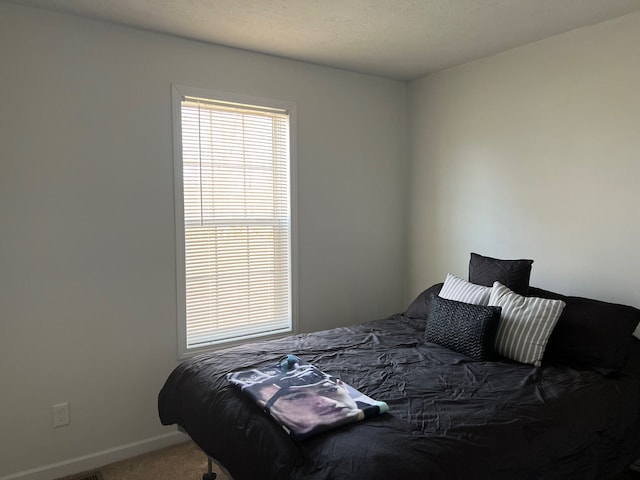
[52,402,70,428]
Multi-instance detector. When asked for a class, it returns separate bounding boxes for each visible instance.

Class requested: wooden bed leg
[202,456,217,480]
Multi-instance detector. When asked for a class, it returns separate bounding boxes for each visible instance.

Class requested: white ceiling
[7,0,640,80]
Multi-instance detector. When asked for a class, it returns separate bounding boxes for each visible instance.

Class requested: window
[172,85,296,357]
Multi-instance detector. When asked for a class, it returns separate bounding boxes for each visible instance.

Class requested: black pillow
[424,294,501,361]
[469,252,533,295]
[529,286,640,372]
[405,283,443,319]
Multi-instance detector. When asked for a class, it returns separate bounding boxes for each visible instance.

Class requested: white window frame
[172,84,298,359]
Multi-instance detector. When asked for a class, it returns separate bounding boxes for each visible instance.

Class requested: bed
[158,256,640,480]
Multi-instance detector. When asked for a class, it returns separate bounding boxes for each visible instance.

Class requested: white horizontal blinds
[181,95,291,347]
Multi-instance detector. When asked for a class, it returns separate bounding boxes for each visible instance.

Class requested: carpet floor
[57,441,229,480]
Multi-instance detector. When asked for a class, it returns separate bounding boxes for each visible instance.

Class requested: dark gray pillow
[469,252,533,295]
[529,286,640,372]
[405,283,443,319]
[425,294,501,361]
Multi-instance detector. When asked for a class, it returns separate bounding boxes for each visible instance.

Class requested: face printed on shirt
[258,378,362,434]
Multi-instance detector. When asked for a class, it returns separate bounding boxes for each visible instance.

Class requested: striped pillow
[489,281,566,366]
[439,273,492,306]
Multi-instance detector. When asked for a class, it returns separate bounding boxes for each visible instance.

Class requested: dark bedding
[158,313,640,480]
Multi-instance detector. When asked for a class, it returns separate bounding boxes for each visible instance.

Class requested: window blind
[179,94,292,349]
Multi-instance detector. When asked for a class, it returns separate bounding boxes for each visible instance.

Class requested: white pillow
[489,281,566,367]
[439,273,491,306]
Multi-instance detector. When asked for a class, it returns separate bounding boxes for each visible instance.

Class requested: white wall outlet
[52,402,70,428]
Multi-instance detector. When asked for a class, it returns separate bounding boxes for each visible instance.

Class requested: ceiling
[7,0,640,80]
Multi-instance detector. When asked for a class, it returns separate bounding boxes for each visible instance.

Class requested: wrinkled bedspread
[158,314,640,480]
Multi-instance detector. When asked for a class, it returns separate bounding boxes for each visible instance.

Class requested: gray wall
[0,4,407,477]
[407,11,640,319]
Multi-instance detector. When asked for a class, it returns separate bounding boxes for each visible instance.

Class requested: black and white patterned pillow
[425,294,501,361]
[489,282,566,366]
[439,273,492,306]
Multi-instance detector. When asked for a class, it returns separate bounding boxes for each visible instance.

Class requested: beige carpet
[58,441,230,480]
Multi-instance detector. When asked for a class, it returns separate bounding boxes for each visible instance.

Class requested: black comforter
[158,313,640,480]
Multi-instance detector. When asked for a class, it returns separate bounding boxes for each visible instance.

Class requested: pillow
[489,282,565,367]
[529,286,640,372]
[439,273,491,306]
[425,294,501,361]
[469,253,533,295]
[405,283,443,319]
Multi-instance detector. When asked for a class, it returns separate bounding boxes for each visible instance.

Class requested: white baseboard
[0,430,188,480]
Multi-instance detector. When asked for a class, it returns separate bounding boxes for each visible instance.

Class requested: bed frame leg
[202,456,217,480]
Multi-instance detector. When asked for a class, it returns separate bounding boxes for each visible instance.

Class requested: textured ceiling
[6,0,640,80]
